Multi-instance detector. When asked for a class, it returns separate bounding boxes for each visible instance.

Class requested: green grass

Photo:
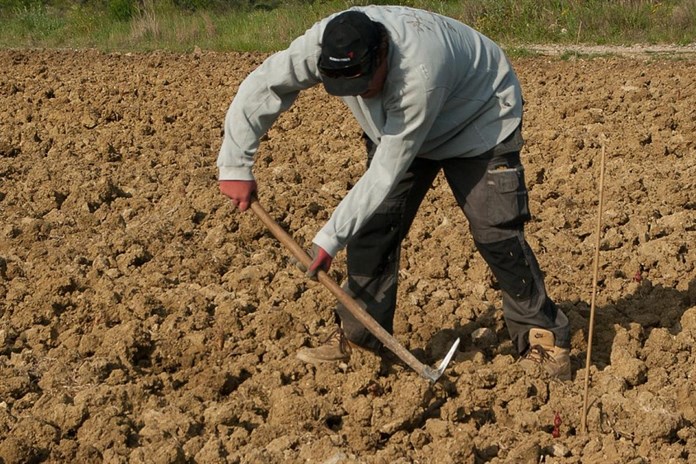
[0,0,695,51]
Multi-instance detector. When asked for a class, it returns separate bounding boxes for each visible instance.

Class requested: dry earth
[1,48,695,463]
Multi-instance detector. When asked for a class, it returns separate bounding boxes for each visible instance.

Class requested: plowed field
[1,49,695,463]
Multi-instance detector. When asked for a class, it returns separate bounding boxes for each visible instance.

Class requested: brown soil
[1,48,695,464]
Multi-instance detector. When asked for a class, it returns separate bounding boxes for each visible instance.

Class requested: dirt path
[1,49,695,463]
[526,42,696,57]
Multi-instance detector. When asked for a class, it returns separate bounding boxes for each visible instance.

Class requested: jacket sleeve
[313,74,448,256]
[217,23,324,181]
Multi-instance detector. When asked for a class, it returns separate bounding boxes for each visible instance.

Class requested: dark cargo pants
[336,132,570,355]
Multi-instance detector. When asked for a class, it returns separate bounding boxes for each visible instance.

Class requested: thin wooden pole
[581,139,607,433]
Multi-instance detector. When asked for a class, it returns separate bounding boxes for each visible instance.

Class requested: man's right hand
[219,179,257,211]
[306,244,332,280]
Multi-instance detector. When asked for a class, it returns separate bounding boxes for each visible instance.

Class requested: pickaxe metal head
[422,337,460,383]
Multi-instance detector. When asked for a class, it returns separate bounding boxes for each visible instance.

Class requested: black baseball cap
[318,11,381,96]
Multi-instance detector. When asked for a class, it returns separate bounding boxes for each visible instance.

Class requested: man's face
[359,55,388,99]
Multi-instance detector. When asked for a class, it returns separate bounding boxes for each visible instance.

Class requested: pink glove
[306,244,332,279]
[219,180,257,211]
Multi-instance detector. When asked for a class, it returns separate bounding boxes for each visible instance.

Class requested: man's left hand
[219,179,257,211]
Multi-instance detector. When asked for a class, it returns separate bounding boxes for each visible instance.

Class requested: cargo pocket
[486,164,531,227]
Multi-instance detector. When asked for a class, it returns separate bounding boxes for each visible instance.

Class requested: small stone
[471,327,497,347]
[552,443,571,457]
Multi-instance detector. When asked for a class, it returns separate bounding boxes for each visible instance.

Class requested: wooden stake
[581,138,607,433]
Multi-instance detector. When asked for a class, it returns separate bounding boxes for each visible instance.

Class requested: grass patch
[0,0,695,51]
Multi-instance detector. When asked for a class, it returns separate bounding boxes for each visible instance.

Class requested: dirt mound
[1,49,695,463]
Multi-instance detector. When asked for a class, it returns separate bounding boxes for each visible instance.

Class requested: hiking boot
[296,328,352,364]
[519,328,571,381]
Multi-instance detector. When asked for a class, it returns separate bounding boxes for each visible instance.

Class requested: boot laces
[524,344,555,364]
[321,328,352,355]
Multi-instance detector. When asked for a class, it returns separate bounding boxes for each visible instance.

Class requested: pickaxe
[250,198,460,384]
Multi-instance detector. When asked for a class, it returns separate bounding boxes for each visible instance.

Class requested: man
[217,6,571,380]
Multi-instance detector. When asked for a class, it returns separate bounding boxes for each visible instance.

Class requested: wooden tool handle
[249,198,442,381]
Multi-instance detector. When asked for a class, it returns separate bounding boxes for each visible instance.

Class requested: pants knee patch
[476,237,536,301]
[347,211,401,276]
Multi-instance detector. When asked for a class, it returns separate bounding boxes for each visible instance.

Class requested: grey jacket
[217,5,523,256]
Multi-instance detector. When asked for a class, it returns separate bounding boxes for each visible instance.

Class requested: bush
[108,0,135,21]
[10,1,63,33]
[171,0,245,12]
